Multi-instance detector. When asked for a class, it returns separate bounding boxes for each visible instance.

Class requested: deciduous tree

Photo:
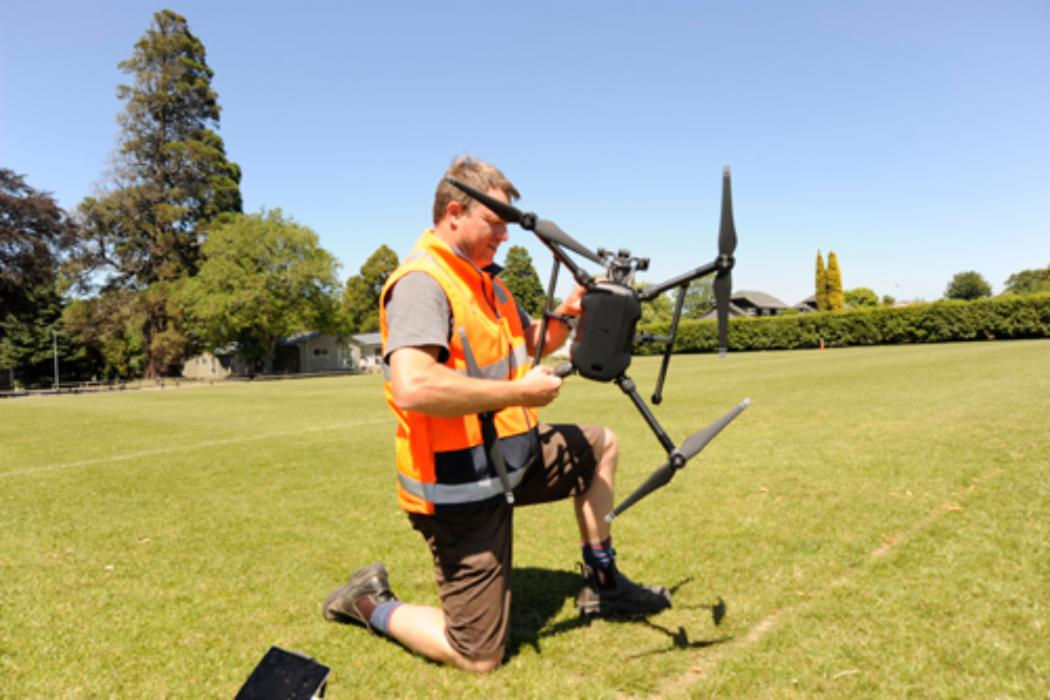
[1003,265,1050,295]
[681,278,716,319]
[945,271,992,300]
[62,290,144,380]
[183,210,340,373]
[0,170,83,387]
[1,169,79,312]
[845,287,878,308]
[342,245,399,333]
[639,289,673,325]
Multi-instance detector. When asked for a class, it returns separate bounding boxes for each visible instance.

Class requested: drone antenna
[714,166,737,357]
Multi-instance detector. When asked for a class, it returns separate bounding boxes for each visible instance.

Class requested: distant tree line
[809,250,1044,313]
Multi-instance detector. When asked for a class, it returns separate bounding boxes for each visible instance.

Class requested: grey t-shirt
[384,271,532,367]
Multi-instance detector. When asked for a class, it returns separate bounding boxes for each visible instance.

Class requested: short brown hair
[432,156,520,225]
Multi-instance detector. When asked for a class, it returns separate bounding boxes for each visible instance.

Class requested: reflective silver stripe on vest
[398,465,529,505]
[459,328,483,377]
[508,342,529,375]
[493,281,509,304]
[458,328,526,380]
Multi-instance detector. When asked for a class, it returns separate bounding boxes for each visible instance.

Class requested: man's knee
[599,427,618,468]
[456,650,503,674]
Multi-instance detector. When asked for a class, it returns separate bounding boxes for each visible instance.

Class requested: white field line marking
[655,467,1004,696]
[0,418,392,479]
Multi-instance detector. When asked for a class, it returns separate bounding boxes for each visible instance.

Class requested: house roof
[351,332,382,347]
[732,290,788,309]
[279,331,323,346]
[795,294,818,310]
[699,301,748,320]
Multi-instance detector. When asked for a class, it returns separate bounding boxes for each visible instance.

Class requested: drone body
[572,281,641,382]
[447,168,750,519]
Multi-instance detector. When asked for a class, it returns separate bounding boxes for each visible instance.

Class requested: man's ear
[446,200,464,222]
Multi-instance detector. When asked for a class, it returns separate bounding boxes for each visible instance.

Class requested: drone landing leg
[615,373,676,455]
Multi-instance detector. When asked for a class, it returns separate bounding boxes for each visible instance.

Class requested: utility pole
[53,328,59,389]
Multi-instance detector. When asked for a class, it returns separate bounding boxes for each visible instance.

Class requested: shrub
[635,293,1050,354]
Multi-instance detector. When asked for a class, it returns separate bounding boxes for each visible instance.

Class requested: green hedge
[635,293,1050,354]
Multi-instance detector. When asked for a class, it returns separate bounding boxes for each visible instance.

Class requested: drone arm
[532,258,561,365]
[638,260,719,301]
[651,283,688,405]
[616,374,677,455]
[535,235,596,290]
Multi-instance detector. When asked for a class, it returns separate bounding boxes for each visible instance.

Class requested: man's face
[453,188,509,268]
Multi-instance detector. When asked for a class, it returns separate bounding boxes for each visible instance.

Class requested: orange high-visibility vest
[379,230,539,514]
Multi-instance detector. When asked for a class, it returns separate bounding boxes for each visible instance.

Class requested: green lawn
[2,340,1048,697]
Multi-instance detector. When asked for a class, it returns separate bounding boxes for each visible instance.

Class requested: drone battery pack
[235,646,330,700]
[571,282,641,381]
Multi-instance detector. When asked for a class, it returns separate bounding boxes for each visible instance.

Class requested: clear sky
[3,1,1048,305]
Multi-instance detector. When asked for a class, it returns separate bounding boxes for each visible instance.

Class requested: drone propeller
[714,167,737,357]
[605,397,751,522]
[445,178,602,264]
[533,218,603,264]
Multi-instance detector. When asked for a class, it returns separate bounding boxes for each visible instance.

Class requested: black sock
[582,538,617,588]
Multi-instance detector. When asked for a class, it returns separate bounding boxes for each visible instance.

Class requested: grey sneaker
[323,562,398,630]
[576,562,672,618]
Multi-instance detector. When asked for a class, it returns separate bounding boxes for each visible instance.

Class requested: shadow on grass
[507,566,584,658]
[507,568,731,661]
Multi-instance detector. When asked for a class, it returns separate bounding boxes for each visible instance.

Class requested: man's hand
[526,283,587,358]
[515,365,563,407]
[558,284,586,318]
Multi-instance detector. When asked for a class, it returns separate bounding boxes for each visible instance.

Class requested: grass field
[2,340,1048,697]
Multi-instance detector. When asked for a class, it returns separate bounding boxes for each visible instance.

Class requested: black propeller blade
[445,178,602,264]
[445,177,524,224]
[533,218,603,264]
[604,459,677,522]
[714,166,737,357]
[605,397,751,522]
[676,397,751,461]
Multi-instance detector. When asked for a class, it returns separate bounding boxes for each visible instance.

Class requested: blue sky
[3,1,1047,304]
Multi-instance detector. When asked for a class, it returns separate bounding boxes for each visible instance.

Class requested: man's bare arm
[389,345,562,418]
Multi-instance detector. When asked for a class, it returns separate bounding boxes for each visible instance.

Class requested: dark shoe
[323,562,398,630]
[576,562,672,618]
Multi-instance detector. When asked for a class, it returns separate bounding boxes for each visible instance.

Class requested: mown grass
[1,340,1047,697]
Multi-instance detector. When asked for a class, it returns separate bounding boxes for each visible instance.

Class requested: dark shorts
[407,423,606,661]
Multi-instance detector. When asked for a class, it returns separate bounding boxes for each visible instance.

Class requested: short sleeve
[383,272,453,364]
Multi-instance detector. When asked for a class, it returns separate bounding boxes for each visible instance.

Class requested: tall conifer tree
[826,251,845,310]
[815,250,828,311]
[501,245,546,316]
[76,10,241,377]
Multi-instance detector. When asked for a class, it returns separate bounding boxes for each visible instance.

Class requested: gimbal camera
[447,169,750,520]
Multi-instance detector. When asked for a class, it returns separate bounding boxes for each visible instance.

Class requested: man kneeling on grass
[322,157,671,672]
